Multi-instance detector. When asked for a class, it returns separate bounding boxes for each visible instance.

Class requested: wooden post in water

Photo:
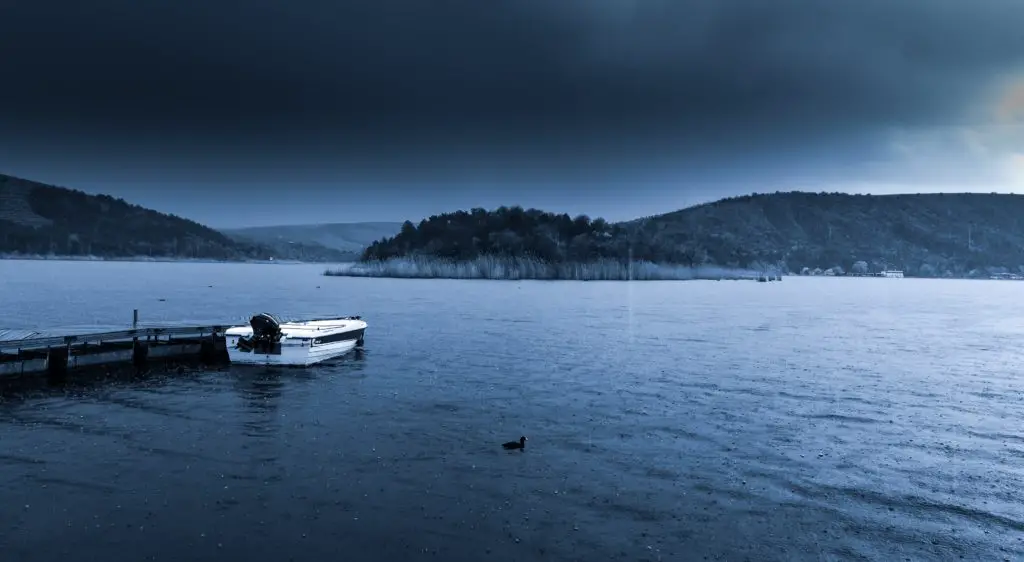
[131,308,148,371]
[132,339,149,371]
[46,345,69,382]
[200,335,218,364]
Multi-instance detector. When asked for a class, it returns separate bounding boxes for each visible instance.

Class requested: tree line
[363,193,1024,278]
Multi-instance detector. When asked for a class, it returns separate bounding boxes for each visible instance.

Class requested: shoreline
[324,256,763,281]
[3,253,1008,280]
[0,254,326,265]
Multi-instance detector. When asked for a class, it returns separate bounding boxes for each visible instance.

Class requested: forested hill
[629,192,1024,277]
[0,174,289,260]
[362,193,1024,277]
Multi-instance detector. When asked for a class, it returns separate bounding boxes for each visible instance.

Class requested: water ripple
[0,265,1023,561]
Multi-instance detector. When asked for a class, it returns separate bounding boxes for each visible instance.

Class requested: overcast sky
[1,0,1022,227]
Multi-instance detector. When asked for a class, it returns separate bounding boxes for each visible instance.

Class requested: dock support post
[46,346,69,382]
[133,309,139,329]
[132,339,149,372]
[199,335,218,364]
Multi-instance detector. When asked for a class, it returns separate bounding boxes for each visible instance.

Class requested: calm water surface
[1,260,1022,561]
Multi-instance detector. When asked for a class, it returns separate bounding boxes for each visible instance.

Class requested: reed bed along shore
[324,255,760,281]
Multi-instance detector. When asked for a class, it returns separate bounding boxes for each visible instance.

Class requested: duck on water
[502,436,527,450]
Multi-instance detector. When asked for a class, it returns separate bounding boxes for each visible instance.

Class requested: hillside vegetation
[7,173,1019,277]
[628,192,1024,277]
[0,174,279,261]
[346,206,758,280]
[353,193,1024,278]
[362,207,628,263]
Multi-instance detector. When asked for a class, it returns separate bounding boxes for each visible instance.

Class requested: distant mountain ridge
[7,171,1023,277]
[0,173,266,260]
[0,174,357,262]
[221,222,403,256]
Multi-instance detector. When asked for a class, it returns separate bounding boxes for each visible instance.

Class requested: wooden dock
[0,311,231,380]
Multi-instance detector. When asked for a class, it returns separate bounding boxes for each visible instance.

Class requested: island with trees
[327,206,762,281]
[327,192,1024,280]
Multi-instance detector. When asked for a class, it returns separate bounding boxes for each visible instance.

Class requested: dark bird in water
[502,436,527,450]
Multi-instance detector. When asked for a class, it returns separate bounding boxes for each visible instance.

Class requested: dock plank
[0,329,44,341]
[0,325,232,352]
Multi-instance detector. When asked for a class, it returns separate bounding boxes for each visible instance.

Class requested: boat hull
[225,316,366,367]
[227,338,359,366]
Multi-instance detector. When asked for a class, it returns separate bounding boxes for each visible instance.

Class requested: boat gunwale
[224,317,367,340]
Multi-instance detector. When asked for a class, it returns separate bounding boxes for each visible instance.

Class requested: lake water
[1,260,1023,562]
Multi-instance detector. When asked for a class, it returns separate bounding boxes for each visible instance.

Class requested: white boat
[225,313,366,366]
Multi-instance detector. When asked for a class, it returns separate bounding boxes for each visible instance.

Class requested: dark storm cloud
[1,0,1023,174]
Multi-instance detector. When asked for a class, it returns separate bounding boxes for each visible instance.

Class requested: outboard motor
[237,313,283,354]
[250,313,282,340]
